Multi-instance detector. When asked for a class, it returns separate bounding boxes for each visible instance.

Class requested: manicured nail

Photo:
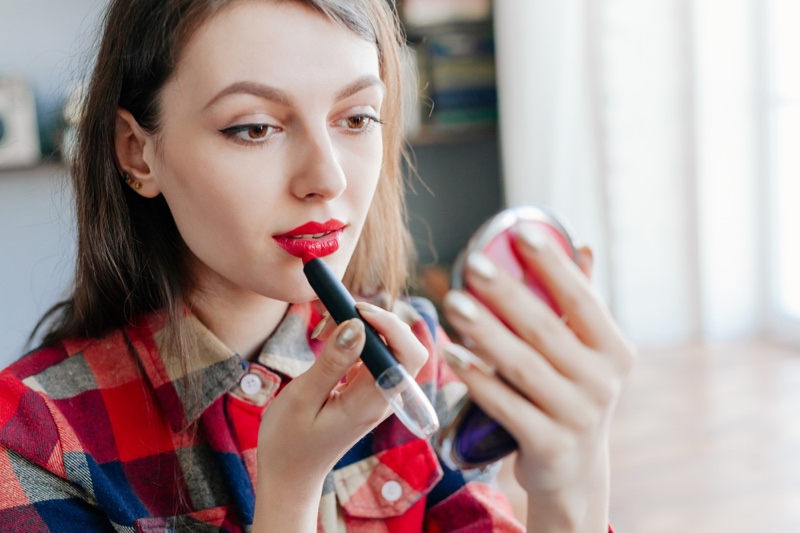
[441,344,495,375]
[467,252,497,281]
[444,291,479,321]
[518,224,548,251]
[336,319,364,351]
[355,301,384,315]
[311,315,329,339]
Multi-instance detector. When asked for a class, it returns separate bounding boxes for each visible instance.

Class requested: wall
[0,166,75,364]
[0,0,107,149]
[0,0,104,365]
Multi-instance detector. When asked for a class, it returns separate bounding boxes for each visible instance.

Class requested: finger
[344,361,363,384]
[460,254,599,385]
[442,294,597,429]
[576,246,593,280]
[296,319,365,409]
[334,363,394,424]
[514,225,629,358]
[354,302,429,376]
[439,343,569,457]
[311,312,335,342]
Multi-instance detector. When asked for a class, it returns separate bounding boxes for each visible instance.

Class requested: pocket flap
[333,439,443,519]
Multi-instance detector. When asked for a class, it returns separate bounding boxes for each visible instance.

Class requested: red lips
[274,219,345,262]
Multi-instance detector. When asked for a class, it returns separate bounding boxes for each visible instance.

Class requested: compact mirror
[435,205,578,470]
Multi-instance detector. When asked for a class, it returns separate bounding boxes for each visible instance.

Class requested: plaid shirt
[0,297,524,532]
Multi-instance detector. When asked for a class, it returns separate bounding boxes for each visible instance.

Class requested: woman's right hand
[252,303,429,532]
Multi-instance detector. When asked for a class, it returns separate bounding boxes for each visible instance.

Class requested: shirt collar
[127,301,324,432]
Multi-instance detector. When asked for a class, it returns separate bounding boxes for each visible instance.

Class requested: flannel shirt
[0,297,524,532]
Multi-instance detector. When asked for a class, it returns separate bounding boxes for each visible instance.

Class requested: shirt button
[240,373,263,395]
[381,480,403,502]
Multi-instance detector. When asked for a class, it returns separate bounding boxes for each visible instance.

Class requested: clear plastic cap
[375,365,440,439]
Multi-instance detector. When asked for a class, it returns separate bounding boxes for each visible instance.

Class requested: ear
[115,108,161,198]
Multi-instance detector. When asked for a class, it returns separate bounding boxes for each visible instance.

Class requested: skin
[442,233,636,531]
[116,0,388,359]
[114,1,635,531]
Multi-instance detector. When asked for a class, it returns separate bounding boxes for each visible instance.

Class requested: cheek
[346,138,384,210]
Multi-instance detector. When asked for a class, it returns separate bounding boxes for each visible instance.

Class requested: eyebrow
[203,75,386,110]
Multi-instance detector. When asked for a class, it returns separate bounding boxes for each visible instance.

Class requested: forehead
[170,1,380,96]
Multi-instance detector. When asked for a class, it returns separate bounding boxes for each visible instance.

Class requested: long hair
[37,0,413,346]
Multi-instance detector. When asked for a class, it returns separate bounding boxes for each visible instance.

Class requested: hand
[441,225,636,531]
[253,303,428,532]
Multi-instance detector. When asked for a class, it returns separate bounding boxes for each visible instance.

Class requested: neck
[189,283,291,362]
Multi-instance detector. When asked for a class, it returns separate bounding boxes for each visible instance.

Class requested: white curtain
[494,0,761,347]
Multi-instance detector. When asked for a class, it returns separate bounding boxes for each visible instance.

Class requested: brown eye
[346,116,368,129]
[222,123,276,144]
[248,125,269,139]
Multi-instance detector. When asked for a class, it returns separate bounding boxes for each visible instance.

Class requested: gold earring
[123,172,142,190]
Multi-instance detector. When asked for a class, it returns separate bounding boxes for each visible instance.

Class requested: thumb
[299,319,366,407]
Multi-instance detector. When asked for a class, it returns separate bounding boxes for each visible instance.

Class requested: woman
[0,0,635,531]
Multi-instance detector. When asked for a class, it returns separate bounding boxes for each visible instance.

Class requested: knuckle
[319,347,352,378]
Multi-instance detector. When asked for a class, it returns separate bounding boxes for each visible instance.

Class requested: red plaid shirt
[0,297,524,532]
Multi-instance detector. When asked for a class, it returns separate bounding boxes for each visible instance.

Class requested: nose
[289,124,347,201]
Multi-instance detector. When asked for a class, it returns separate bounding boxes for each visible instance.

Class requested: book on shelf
[413,24,497,134]
[401,0,491,29]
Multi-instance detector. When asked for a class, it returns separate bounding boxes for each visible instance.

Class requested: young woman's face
[146,1,384,303]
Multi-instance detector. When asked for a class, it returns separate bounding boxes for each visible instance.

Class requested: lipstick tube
[303,258,440,440]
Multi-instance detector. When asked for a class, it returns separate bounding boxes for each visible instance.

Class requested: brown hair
[38,0,413,346]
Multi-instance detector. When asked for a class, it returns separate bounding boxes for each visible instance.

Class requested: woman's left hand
[441,225,636,531]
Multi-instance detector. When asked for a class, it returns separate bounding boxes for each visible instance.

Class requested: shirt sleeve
[0,373,110,532]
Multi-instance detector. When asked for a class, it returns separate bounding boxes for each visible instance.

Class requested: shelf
[406,125,497,146]
[0,160,65,177]
[404,19,493,42]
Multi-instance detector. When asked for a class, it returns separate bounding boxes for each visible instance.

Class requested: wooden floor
[609,340,800,532]
[497,339,800,531]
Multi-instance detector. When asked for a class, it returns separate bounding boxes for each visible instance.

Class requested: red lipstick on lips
[274,219,346,263]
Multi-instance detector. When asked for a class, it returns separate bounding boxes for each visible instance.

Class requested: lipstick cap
[374,365,440,440]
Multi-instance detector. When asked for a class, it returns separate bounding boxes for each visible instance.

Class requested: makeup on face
[435,206,578,470]
[302,256,440,440]
[273,219,346,260]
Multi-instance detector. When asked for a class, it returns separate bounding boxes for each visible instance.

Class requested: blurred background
[1,0,799,530]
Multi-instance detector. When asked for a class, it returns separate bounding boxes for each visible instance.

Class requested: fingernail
[311,315,329,339]
[518,224,548,251]
[355,301,384,315]
[336,319,364,351]
[467,252,497,281]
[444,291,479,321]
[441,344,495,375]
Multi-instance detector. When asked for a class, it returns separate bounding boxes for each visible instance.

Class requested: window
[764,0,800,334]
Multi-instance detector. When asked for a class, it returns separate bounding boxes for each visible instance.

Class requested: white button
[240,373,262,395]
[381,480,403,502]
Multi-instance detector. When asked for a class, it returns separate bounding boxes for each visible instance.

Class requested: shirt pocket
[133,505,232,532]
[332,438,444,519]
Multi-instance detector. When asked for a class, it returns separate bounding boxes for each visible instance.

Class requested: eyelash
[220,123,276,146]
[219,114,384,147]
[338,114,385,135]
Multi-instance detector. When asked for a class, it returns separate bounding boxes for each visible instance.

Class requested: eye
[337,114,384,133]
[221,123,276,144]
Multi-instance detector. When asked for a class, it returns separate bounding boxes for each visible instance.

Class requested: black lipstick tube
[303,258,396,379]
[303,257,439,439]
